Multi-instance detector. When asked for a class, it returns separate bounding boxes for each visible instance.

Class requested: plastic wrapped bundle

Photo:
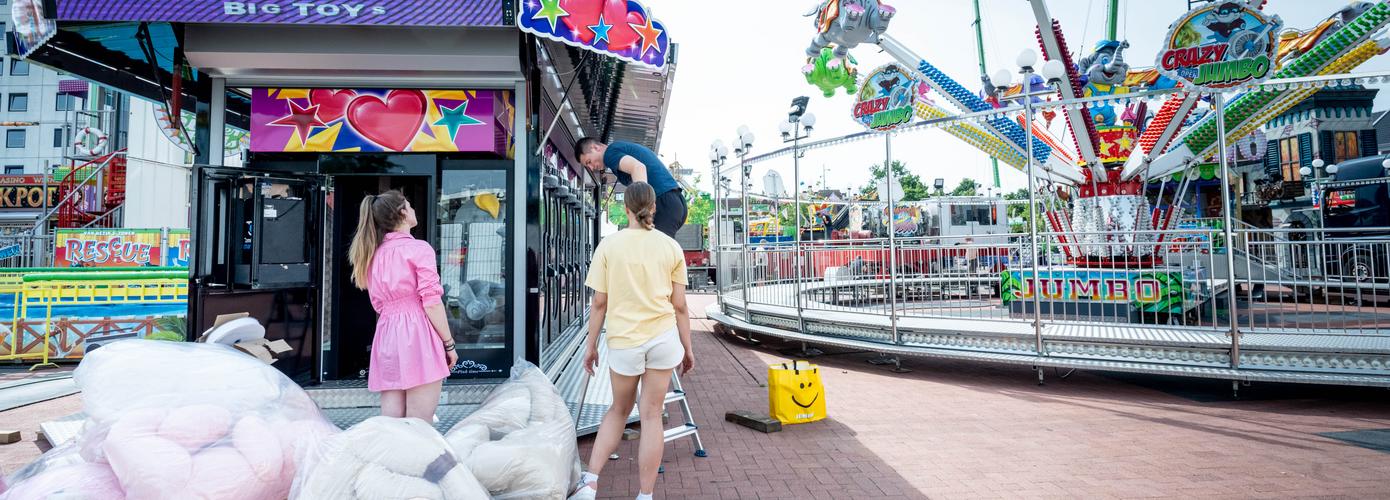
[290,417,488,500]
[1,340,340,500]
[445,361,581,500]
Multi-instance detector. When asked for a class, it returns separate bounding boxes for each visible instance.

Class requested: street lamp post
[992,50,1068,362]
[781,97,817,354]
[735,126,756,322]
[709,140,729,309]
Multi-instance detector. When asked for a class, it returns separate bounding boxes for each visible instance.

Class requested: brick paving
[4,296,1390,498]
[583,294,1390,499]
[0,392,77,475]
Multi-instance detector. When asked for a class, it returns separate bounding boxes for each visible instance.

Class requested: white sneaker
[568,481,597,500]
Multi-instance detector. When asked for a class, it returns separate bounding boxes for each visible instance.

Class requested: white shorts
[608,328,683,376]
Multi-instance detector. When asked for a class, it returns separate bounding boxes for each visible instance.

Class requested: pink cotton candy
[187,446,258,500]
[232,415,283,483]
[1,462,126,500]
[104,436,191,499]
[159,404,232,451]
[108,408,170,440]
[272,418,341,494]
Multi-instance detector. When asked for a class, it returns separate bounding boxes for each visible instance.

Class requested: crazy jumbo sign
[1157,0,1282,90]
[852,63,916,132]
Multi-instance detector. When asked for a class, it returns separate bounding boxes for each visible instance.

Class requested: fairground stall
[710,0,1390,392]
[7,0,675,429]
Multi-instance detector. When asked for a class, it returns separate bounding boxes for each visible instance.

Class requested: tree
[857,160,929,201]
[606,200,628,227]
[1003,188,1046,233]
[610,188,715,229]
[685,191,714,227]
[950,178,982,197]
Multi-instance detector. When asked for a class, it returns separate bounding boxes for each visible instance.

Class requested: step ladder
[661,371,707,458]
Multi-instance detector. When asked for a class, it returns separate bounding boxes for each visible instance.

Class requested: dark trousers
[654,189,688,238]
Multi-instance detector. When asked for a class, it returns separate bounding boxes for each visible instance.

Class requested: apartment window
[9,59,28,76]
[1334,131,1361,163]
[1279,137,1302,182]
[6,129,25,148]
[55,94,76,112]
[52,127,66,147]
[4,166,22,175]
[7,93,27,112]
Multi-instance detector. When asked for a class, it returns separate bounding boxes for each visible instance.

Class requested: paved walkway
[582,295,1390,499]
[4,296,1390,498]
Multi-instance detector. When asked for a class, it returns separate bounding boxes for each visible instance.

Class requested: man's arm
[617,155,648,183]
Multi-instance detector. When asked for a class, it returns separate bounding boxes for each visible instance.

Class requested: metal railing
[0,234,56,268]
[720,226,1390,340]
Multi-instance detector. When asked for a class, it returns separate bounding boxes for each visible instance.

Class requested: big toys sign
[852,63,916,132]
[1157,0,1282,91]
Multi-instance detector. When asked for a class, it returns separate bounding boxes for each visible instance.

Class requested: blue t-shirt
[603,141,679,195]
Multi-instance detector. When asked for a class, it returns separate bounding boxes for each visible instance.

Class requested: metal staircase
[56,150,127,229]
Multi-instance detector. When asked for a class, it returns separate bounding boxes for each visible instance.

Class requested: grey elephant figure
[804,0,897,63]
[1078,40,1131,126]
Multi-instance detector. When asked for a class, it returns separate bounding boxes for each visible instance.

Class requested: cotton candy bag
[1,339,340,500]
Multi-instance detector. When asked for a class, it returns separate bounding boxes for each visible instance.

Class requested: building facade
[1259,86,1380,228]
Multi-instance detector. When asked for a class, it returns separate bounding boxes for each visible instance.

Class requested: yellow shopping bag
[767,360,826,424]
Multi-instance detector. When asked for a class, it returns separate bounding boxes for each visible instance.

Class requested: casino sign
[0,175,60,210]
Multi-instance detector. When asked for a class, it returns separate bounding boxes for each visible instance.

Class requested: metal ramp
[304,379,498,433]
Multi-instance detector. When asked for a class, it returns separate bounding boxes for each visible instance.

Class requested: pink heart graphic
[559,0,603,44]
[346,90,427,152]
[309,89,356,123]
[601,0,640,51]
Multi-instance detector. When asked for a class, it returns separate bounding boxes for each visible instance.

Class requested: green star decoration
[434,101,484,142]
[533,0,568,30]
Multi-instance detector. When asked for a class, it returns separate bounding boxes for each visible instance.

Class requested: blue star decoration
[434,101,484,142]
[589,14,613,45]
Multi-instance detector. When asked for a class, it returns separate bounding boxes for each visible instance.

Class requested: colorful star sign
[517,0,671,70]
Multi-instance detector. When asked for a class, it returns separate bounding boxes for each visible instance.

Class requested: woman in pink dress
[348,190,459,420]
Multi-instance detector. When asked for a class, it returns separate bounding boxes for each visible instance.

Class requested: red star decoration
[630,16,663,58]
[269,100,325,143]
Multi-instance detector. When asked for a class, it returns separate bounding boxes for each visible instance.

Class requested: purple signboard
[55,0,505,26]
[250,88,514,155]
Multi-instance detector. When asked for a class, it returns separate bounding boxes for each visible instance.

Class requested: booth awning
[545,40,676,151]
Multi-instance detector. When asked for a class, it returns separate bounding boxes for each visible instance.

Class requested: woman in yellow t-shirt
[572,182,693,500]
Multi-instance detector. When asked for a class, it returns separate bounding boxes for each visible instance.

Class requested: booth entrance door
[326,175,433,381]
[190,166,325,384]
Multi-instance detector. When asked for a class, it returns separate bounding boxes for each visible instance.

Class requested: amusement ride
[706,0,1390,389]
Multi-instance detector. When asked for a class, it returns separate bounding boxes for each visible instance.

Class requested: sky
[643,0,1390,198]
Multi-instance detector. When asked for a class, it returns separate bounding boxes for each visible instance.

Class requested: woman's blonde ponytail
[347,191,408,289]
[624,182,658,230]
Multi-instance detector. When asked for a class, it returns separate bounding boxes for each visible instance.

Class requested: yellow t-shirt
[584,228,689,349]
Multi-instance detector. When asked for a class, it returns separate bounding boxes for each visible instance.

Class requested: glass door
[438,160,513,378]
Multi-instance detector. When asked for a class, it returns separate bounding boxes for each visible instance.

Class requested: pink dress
[366,231,451,392]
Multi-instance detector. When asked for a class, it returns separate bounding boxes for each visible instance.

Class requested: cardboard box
[195,312,250,343]
[197,313,293,365]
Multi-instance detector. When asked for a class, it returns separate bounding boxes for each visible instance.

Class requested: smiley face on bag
[788,370,819,409]
[768,361,827,424]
